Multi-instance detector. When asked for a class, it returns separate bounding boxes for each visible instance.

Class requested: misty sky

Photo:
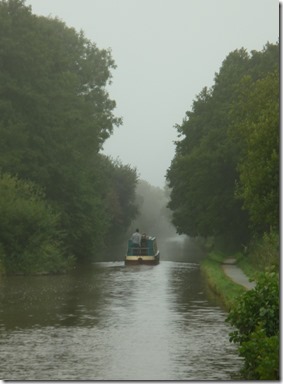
[25,0,279,188]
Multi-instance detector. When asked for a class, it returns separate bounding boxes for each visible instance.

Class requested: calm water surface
[0,260,242,380]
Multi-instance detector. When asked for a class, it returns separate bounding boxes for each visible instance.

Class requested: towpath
[222,258,256,290]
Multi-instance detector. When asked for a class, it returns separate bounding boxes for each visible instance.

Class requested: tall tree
[231,70,279,234]
[0,0,138,261]
[0,0,120,181]
[167,42,279,250]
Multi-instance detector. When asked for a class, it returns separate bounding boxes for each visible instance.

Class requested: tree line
[0,0,138,274]
[166,41,279,255]
[166,41,279,379]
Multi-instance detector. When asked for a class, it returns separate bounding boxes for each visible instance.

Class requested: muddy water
[0,261,242,380]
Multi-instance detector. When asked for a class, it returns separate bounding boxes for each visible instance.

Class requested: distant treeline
[129,179,176,240]
[0,0,138,274]
[167,42,279,257]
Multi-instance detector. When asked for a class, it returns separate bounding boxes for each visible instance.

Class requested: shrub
[0,173,73,274]
[226,269,279,379]
[249,231,280,270]
[239,326,279,380]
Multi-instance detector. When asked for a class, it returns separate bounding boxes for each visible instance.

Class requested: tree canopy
[166,42,279,250]
[0,0,138,271]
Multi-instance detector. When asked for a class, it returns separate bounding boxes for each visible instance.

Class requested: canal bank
[222,258,256,290]
[200,252,255,309]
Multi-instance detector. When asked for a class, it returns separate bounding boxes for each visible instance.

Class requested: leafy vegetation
[0,0,138,273]
[200,252,246,309]
[238,231,279,276]
[166,42,279,250]
[201,247,279,380]
[166,40,279,380]
[0,172,74,274]
[231,69,279,235]
[226,270,279,380]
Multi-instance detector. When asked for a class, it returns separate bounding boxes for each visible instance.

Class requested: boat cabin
[125,235,160,265]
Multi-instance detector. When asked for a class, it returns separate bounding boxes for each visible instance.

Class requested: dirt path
[222,258,256,290]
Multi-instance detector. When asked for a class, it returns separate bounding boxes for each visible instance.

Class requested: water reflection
[0,261,242,380]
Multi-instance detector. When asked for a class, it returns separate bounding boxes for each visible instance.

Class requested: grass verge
[236,253,257,280]
[200,252,246,310]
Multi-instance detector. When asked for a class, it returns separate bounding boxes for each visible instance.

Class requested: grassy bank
[200,252,246,309]
[200,241,279,381]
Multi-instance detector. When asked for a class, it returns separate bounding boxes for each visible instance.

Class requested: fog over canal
[0,238,243,380]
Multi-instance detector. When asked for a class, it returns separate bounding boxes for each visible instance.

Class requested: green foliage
[0,173,73,274]
[227,270,279,342]
[231,70,279,235]
[226,270,279,379]
[247,231,279,271]
[98,156,139,247]
[166,42,279,250]
[239,327,279,380]
[0,0,138,264]
[236,254,257,280]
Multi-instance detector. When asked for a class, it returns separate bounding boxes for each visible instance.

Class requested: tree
[100,156,139,246]
[167,48,251,248]
[231,70,279,235]
[0,0,139,261]
[166,43,279,250]
[0,0,120,178]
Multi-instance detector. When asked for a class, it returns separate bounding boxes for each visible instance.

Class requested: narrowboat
[125,235,160,265]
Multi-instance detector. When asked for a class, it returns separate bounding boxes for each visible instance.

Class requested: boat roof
[128,236,156,242]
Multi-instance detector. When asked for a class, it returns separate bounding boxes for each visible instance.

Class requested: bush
[226,269,279,379]
[239,326,279,380]
[249,231,280,270]
[0,173,74,274]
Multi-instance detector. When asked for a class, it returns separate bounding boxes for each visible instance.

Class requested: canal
[0,260,242,380]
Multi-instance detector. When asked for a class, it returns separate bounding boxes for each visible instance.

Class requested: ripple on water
[0,261,243,380]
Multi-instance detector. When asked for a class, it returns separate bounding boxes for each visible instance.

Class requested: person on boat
[131,228,141,255]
